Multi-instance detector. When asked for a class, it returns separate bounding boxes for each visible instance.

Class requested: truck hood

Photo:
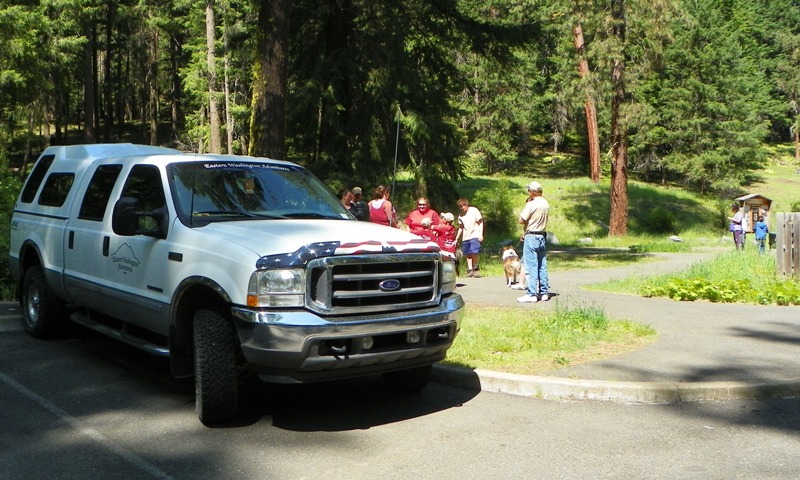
[198,219,439,266]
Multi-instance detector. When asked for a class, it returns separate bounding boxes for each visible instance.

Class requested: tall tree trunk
[795,115,799,163]
[92,22,100,136]
[249,0,289,159]
[206,1,222,153]
[224,56,234,153]
[572,22,601,184]
[83,19,97,143]
[116,49,125,137]
[170,33,184,137]
[103,2,114,142]
[317,0,354,167]
[795,127,799,163]
[149,29,159,145]
[44,101,51,147]
[21,109,35,177]
[223,16,234,154]
[57,89,67,145]
[609,0,628,236]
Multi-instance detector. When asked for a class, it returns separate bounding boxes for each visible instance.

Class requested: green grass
[443,173,730,255]
[587,249,800,305]
[439,147,800,254]
[444,303,657,375]
[754,144,800,214]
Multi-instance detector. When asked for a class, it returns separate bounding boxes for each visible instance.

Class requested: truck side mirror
[112,197,169,239]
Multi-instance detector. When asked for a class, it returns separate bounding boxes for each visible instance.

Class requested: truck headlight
[441,258,457,294]
[247,269,305,307]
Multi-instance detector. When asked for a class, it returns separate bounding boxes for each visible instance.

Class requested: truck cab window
[20,154,55,203]
[37,173,75,207]
[121,165,166,211]
[78,165,123,221]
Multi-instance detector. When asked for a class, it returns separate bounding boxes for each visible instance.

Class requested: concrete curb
[433,364,800,404]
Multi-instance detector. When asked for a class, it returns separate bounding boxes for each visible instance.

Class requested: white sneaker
[540,294,550,302]
[516,295,538,303]
[511,284,525,290]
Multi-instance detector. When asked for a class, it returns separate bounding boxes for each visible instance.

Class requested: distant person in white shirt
[455,198,484,277]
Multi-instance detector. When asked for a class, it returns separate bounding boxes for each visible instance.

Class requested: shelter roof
[735,193,771,203]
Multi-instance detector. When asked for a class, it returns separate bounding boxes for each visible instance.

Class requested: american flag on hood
[255,239,440,269]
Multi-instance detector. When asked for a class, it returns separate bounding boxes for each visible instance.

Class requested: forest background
[2,0,800,259]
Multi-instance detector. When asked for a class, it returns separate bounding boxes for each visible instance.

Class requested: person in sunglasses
[405,196,441,235]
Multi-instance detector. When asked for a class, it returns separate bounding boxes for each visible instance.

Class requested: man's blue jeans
[523,234,549,296]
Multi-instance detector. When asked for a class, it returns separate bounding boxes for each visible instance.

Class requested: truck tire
[21,266,65,338]
[193,309,239,425]
[382,364,433,392]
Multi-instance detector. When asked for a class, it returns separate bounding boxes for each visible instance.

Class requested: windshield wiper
[282,212,343,220]
[194,210,284,219]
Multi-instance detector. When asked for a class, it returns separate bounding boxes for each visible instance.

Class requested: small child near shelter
[755,215,768,254]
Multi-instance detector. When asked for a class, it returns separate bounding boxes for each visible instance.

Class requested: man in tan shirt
[517,181,550,303]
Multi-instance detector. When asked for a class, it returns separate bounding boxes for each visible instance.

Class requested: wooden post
[776,213,800,278]
[795,214,800,278]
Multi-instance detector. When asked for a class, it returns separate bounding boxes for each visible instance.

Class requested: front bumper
[231,292,464,383]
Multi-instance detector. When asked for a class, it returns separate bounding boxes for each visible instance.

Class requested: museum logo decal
[111,243,141,274]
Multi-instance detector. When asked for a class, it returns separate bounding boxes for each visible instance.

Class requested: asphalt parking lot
[2,323,800,479]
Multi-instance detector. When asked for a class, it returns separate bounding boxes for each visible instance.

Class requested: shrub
[756,281,800,306]
[1,157,22,300]
[640,206,677,234]
[472,184,517,239]
[636,251,800,306]
[641,278,749,302]
[421,174,460,215]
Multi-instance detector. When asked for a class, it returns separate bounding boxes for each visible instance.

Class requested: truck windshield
[167,161,352,227]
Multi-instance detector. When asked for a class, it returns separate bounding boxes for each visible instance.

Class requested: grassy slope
[385,144,798,278]
[750,143,800,215]
[450,145,800,251]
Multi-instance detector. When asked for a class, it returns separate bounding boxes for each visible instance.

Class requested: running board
[71,311,170,357]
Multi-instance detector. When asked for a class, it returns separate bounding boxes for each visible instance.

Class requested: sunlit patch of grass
[444,303,657,375]
[587,249,800,305]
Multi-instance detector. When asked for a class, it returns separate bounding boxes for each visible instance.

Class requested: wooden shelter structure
[735,194,772,233]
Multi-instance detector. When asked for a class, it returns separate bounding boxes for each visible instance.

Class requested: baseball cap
[527,181,542,192]
[441,212,455,222]
[352,187,362,195]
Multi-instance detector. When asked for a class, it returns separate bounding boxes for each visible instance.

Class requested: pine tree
[641,0,773,194]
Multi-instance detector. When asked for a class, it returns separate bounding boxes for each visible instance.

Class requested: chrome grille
[307,253,440,315]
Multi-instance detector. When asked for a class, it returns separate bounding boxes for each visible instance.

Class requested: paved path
[440,251,800,403]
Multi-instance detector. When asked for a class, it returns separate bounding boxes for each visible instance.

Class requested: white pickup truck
[8,144,463,424]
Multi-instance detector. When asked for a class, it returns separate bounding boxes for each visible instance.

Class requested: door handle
[103,236,109,257]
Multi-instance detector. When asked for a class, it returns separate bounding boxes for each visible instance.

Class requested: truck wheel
[193,309,239,425]
[383,364,433,392]
[21,267,65,338]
